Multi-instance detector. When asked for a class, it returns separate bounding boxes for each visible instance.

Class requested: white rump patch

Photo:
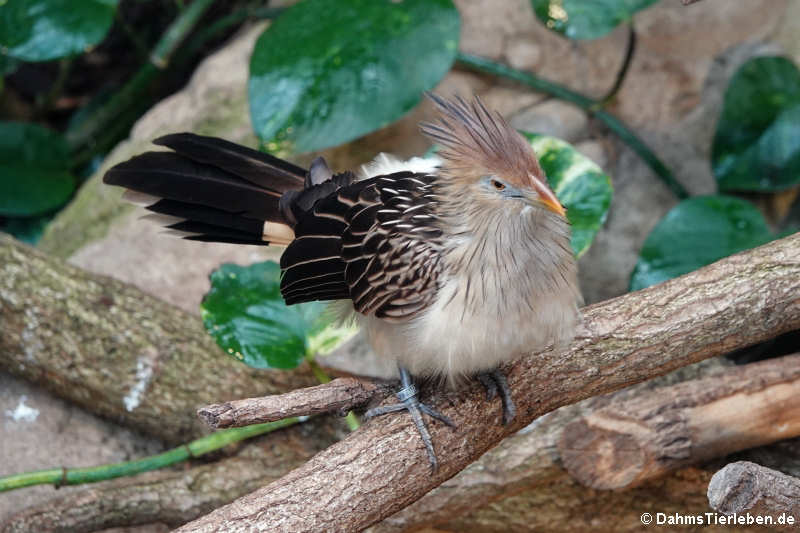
[359,153,441,180]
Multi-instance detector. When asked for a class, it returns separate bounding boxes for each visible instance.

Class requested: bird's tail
[103,133,306,246]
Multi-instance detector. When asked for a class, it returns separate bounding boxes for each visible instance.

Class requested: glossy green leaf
[0,54,19,77]
[1,214,51,244]
[201,261,357,370]
[630,196,776,291]
[523,133,613,257]
[249,0,460,155]
[0,122,75,216]
[712,56,800,192]
[530,0,657,40]
[0,0,118,62]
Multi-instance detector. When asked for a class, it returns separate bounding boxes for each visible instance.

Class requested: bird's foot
[476,368,516,425]
[365,367,455,472]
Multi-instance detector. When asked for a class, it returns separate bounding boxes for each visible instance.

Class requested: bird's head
[420,94,565,218]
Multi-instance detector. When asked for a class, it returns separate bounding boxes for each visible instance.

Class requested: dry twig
[198,378,393,428]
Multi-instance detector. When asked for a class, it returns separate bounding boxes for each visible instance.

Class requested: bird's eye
[491,179,506,191]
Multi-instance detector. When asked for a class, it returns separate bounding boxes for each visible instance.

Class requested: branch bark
[0,234,316,443]
[198,378,393,428]
[558,353,800,490]
[708,461,800,519]
[175,233,800,532]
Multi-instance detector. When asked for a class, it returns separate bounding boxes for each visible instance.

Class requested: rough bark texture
[0,418,341,533]
[444,468,725,532]
[558,353,800,490]
[198,378,394,428]
[708,461,800,518]
[372,358,799,533]
[174,233,800,532]
[0,234,316,443]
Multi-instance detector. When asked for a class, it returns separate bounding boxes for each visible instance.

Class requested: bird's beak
[528,174,566,217]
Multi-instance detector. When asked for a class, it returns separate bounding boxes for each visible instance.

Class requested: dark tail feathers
[103,133,307,245]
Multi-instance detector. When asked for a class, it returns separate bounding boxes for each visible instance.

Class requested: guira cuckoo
[104,94,582,470]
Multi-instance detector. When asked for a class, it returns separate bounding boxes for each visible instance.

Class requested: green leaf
[201,261,357,370]
[0,122,75,216]
[530,0,657,40]
[712,56,800,192]
[0,53,19,76]
[1,214,51,244]
[523,133,613,257]
[0,0,118,62]
[249,0,460,155]
[630,196,776,291]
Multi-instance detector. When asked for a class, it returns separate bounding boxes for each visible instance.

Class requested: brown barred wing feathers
[343,173,444,321]
[279,178,373,304]
[280,172,445,322]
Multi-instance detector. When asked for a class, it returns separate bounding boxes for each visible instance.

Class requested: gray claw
[364,366,454,472]
[477,369,516,425]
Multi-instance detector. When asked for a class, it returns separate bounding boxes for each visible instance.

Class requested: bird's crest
[420,94,547,191]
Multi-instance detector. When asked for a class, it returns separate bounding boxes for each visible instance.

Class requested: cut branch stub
[558,353,800,490]
[708,461,800,519]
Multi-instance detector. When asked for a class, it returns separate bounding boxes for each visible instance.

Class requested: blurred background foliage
[0,0,798,372]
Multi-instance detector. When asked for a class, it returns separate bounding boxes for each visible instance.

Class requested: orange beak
[529,174,566,217]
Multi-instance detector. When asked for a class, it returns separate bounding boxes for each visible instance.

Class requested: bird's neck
[438,194,578,314]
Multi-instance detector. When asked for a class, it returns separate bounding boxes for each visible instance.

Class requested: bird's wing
[280,172,445,322]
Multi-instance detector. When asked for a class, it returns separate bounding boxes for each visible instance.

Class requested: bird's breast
[358,246,581,383]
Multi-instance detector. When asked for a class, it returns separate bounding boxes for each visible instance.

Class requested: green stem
[65,0,216,155]
[71,99,151,171]
[307,356,331,384]
[343,411,361,431]
[599,22,636,105]
[0,417,298,493]
[456,52,688,200]
[306,355,361,431]
[171,5,284,76]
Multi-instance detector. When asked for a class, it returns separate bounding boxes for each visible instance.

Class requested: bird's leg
[476,368,516,425]
[365,365,455,471]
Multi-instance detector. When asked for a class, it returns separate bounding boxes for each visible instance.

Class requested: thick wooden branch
[198,378,393,428]
[0,234,316,443]
[708,461,800,519]
[176,234,800,532]
[370,358,734,532]
[558,353,800,490]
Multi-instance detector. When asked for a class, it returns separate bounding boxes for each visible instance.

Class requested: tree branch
[708,461,800,519]
[370,361,732,532]
[0,234,316,443]
[176,233,800,532]
[198,378,393,429]
[558,353,800,490]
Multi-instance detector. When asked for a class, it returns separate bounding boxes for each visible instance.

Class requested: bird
[103,94,582,470]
